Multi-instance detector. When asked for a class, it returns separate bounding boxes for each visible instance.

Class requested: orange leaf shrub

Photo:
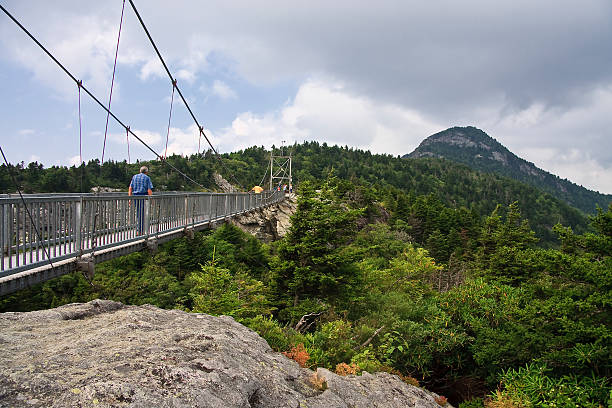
[282,343,310,367]
[434,395,448,406]
[309,372,328,391]
[335,362,359,376]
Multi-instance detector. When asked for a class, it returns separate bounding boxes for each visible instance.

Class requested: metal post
[144,197,150,237]
[184,196,189,228]
[269,152,273,191]
[2,204,8,255]
[209,194,213,221]
[75,198,82,256]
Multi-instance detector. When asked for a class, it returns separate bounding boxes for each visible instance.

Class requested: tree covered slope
[405,126,611,214]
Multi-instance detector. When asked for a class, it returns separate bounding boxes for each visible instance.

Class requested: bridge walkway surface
[0,190,284,296]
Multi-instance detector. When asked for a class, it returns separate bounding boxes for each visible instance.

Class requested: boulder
[0,300,450,407]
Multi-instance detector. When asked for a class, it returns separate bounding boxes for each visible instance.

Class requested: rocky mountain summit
[406,126,611,213]
[0,300,450,407]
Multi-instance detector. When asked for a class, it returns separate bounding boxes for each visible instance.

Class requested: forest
[1,143,610,407]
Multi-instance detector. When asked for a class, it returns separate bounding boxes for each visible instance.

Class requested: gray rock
[230,194,297,242]
[0,300,450,407]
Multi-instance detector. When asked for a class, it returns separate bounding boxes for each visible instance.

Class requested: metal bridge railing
[0,190,283,278]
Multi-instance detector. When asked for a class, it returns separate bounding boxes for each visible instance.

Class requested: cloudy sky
[1,0,611,193]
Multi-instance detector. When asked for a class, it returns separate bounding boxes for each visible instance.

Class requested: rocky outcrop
[230,194,297,242]
[214,172,236,193]
[0,300,450,408]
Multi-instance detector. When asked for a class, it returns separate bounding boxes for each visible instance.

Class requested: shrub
[305,320,357,368]
[242,315,293,352]
[335,362,359,376]
[351,349,383,374]
[282,343,310,368]
[490,363,610,407]
[434,395,448,406]
[458,398,485,408]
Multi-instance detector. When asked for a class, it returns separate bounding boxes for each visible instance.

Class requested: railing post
[209,194,213,221]
[184,195,189,228]
[144,196,151,237]
[224,195,228,218]
[75,198,82,256]
[2,204,9,255]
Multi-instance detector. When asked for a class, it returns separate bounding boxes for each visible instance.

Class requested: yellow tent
[251,185,264,194]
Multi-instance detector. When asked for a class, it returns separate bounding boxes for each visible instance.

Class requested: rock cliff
[230,194,297,242]
[0,300,450,408]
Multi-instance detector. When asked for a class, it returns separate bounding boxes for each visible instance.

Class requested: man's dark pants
[133,194,147,235]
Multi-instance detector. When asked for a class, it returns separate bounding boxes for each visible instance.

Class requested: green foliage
[188,254,272,319]
[458,398,484,408]
[305,320,357,369]
[240,315,304,352]
[271,180,363,316]
[492,363,609,407]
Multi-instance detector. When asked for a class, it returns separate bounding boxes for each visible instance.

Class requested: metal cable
[0,3,208,191]
[101,0,126,165]
[127,0,246,191]
[126,126,131,163]
[77,80,83,192]
[164,80,176,159]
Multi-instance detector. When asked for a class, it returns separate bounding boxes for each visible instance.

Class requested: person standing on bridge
[129,166,153,235]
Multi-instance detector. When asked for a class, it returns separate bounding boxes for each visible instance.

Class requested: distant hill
[405,126,612,214]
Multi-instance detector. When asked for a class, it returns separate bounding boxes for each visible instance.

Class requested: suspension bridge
[0,2,294,295]
[0,191,284,295]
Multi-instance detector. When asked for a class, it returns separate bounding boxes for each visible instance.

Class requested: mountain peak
[405,126,611,213]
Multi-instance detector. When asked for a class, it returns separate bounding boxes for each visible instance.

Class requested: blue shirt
[130,173,153,195]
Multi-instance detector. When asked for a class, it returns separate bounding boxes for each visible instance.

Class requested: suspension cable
[126,126,131,163]
[77,80,83,192]
[0,3,207,191]
[164,79,176,160]
[101,0,126,165]
[127,0,245,191]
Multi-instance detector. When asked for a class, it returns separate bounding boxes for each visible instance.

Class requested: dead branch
[294,312,323,333]
[354,325,385,351]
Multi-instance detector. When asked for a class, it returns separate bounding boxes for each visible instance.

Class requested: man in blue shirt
[129,166,153,235]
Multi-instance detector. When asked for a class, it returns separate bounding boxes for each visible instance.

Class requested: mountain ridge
[405,126,611,213]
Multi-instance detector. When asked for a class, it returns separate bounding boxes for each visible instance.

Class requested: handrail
[0,190,284,278]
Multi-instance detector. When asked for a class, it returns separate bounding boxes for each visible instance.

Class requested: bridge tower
[269,141,292,192]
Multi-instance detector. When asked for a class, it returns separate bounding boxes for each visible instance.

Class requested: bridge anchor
[146,238,158,253]
[183,226,194,239]
[77,259,95,281]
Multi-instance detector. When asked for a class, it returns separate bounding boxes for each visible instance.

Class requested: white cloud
[484,85,612,193]
[176,69,196,83]
[19,129,35,136]
[164,124,217,157]
[68,154,81,166]
[518,147,612,194]
[217,80,441,154]
[29,155,41,163]
[211,80,238,100]
[109,129,162,147]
